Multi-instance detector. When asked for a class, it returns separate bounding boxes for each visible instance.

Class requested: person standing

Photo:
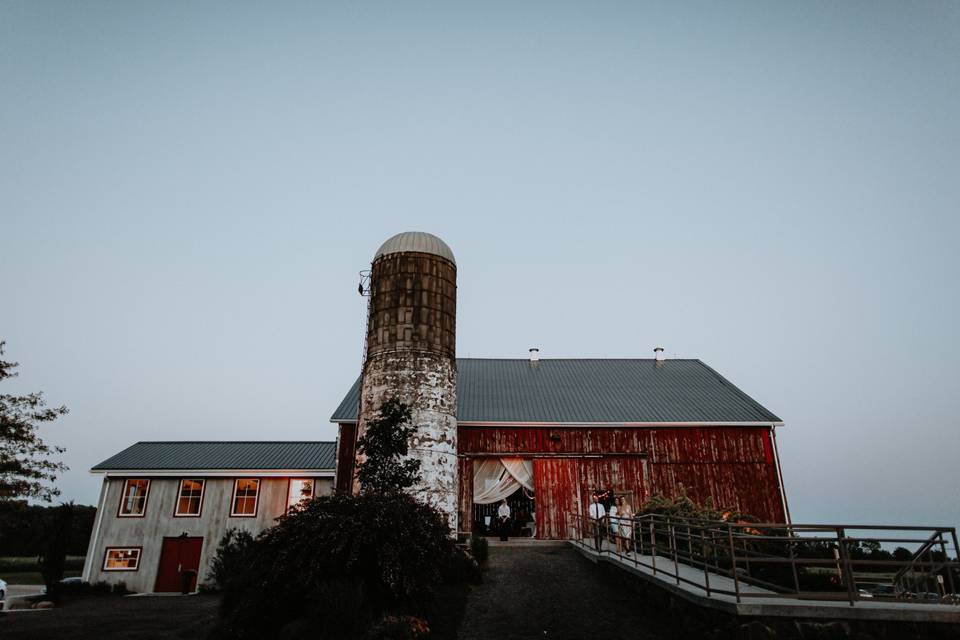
[498,499,511,541]
[619,498,634,554]
[588,493,606,552]
[610,496,621,553]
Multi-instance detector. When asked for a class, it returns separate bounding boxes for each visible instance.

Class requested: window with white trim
[118,479,149,516]
[103,547,141,571]
[175,479,205,516]
[231,478,260,516]
[287,478,315,510]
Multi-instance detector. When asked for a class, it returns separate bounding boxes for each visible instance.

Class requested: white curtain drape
[473,458,534,504]
[473,459,517,504]
[501,458,534,491]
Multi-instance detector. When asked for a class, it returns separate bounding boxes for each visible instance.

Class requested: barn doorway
[473,485,536,537]
[154,536,203,593]
[471,458,536,537]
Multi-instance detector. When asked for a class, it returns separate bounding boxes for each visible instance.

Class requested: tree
[355,398,421,494]
[0,340,68,502]
[40,502,75,599]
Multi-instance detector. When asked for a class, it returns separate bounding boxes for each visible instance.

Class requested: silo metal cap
[373,231,456,265]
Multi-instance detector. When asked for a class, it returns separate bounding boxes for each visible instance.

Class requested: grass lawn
[3,570,82,585]
[1,557,84,585]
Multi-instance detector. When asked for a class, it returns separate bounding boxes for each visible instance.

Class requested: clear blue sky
[2,2,958,527]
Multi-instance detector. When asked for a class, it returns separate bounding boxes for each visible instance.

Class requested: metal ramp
[567,513,960,623]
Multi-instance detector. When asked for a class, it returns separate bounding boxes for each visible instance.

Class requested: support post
[728,524,741,604]
[671,521,680,585]
[837,527,858,606]
[650,521,657,575]
[702,526,711,597]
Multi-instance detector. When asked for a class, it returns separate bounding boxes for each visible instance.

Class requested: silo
[356,231,458,530]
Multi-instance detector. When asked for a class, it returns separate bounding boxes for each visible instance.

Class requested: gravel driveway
[457,544,672,640]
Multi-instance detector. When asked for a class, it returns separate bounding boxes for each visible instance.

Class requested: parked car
[41,576,85,595]
[0,577,7,601]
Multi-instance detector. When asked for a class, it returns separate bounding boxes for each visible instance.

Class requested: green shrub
[206,528,255,591]
[441,547,481,585]
[469,534,488,565]
[90,581,111,595]
[212,492,467,640]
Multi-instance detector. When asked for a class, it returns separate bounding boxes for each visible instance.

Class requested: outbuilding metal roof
[91,441,336,472]
[373,231,456,265]
[331,359,781,425]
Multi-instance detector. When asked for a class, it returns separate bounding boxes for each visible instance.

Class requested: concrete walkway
[457,543,672,640]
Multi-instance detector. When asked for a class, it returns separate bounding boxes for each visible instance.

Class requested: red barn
[331,354,787,539]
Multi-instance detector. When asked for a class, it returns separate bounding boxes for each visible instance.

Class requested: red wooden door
[533,458,581,540]
[154,536,204,592]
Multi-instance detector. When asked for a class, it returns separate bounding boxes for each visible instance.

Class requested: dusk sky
[2,2,958,528]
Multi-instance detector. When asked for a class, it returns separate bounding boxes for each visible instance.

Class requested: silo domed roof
[373,231,456,265]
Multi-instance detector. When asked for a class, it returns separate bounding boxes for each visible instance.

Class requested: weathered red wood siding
[335,423,356,494]
[533,458,581,540]
[459,425,785,538]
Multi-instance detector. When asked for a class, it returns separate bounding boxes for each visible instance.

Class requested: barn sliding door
[533,458,581,540]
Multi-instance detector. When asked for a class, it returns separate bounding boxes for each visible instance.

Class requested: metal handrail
[566,512,960,607]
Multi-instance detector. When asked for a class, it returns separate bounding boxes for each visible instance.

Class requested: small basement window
[231,478,260,517]
[103,547,141,571]
[287,478,315,511]
[175,479,205,516]
[118,479,150,516]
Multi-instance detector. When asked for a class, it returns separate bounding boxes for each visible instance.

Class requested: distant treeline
[0,501,96,557]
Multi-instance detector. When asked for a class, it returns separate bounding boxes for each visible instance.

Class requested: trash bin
[180,569,196,594]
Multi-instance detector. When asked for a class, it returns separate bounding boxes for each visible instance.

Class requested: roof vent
[654,346,665,362]
[529,348,540,362]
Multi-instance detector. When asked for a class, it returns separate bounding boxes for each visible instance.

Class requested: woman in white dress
[609,496,621,553]
[619,498,634,554]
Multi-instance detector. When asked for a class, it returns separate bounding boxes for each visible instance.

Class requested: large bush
[638,487,755,523]
[205,528,255,591]
[213,399,479,639]
[212,492,469,640]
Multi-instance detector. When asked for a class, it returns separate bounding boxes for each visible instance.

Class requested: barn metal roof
[373,231,456,265]
[91,441,336,472]
[330,359,782,425]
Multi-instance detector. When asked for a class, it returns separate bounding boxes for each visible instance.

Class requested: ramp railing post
[727,523,741,604]
[702,525,711,597]
[935,531,953,598]
[948,529,959,597]
[837,527,858,606]
[786,527,801,596]
[650,520,657,575]
[671,521,680,585]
